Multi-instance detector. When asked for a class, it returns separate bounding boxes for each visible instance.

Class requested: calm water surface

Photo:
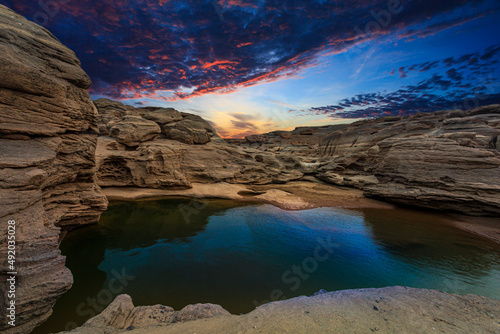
[35,199,500,333]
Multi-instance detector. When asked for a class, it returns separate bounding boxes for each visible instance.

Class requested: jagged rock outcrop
[317,106,500,216]
[94,100,305,188]
[65,287,500,333]
[0,5,107,333]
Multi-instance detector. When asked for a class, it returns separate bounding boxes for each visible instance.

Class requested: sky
[2,0,500,138]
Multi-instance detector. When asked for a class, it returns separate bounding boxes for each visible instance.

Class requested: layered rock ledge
[0,5,107,333]
[317,106,500,216]
[65,287,500,334]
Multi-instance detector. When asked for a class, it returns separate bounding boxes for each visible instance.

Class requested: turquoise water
[34,199,500,333]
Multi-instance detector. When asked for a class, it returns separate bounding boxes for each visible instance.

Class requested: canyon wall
[317,106,500,216]
[0,5,107,333]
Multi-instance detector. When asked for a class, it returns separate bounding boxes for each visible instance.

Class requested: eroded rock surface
[0,5,107,333]
[317,106,500,216]
[229,124,348,156]
[94,100,305,188]
[95,99,500,216]
[94,99,220,145]
[64,287,500,334]
[66,294,230,332]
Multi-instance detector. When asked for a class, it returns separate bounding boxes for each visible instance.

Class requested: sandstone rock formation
[66,294,230,332]
[94,100,305,189]
[109,116,161,147]
[317,106,500,216]
[231,124,348,156]
[95,99,500,216]
[65,287,500,333]
[94,99,220,145]
[0,5,107,333]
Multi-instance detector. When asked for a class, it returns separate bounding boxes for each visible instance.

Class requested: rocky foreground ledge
[65,287,500,334]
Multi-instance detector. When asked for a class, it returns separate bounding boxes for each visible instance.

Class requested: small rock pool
[34,199,500,333]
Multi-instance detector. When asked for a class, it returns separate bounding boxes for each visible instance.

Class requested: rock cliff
[317,106,500,216]
[0,5,107,333]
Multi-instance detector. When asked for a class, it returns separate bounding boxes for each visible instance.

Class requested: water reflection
[361,208,500,281]
[34,201,500,334]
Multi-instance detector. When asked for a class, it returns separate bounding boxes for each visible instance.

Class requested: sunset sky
[2,0,500,137]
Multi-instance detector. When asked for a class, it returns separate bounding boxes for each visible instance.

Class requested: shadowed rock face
[317,106,500,216]
[0,5,107,333]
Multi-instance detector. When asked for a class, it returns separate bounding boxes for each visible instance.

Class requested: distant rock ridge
[0,5,107,333]
[227,124,349,156]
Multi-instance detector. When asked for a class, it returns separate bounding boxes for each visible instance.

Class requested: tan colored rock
[93,98,139,135]
[95,100,220,145]
[0,5,107,333]
[109,116,161,146]
[96,137,303,189]
[162,114,218,145]
[318,106,500,216]
[243,124,348,156]
[71,294,229,332]
[64,287,500,334]
[138,107,183,125]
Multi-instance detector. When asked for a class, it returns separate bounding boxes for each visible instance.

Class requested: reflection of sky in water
[36,200,500,334]
[98,204,500,305]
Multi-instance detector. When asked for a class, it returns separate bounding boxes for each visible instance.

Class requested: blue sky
[2,0,500,137]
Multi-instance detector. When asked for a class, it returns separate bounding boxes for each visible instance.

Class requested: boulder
[139,107,183,125]
[163,114,218,145]
[94,100,220,145]
[93,98,139,135]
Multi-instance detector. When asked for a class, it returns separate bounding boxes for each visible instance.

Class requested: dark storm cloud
[1,0,498,100]
[291,46,500,118]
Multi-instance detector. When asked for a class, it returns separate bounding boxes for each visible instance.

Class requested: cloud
[2,0,498,101]
[229,112,260,122]
[230,120,258,130]
[289,45,500,118]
